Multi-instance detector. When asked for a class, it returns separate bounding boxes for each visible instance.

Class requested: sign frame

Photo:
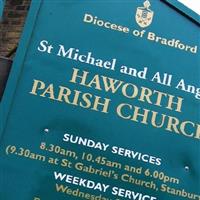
[0,0,199,199]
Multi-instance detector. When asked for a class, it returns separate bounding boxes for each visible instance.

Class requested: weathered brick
[10,0,23,6]
[16,5,26,10]
[0,0,31,57]
[7,12,22,18]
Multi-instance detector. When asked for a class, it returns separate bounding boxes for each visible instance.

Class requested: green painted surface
[0,0,4,19]
[0,1,199,199]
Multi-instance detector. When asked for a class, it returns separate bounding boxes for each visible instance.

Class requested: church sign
[0,0,199,199]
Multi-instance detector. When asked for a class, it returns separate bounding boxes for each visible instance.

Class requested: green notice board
[0,0,4,19]
[0,0,200,199]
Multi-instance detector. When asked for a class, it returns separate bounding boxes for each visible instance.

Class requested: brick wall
[0,0,31,57]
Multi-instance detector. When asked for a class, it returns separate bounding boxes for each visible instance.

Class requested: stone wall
[0,0,31,57]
